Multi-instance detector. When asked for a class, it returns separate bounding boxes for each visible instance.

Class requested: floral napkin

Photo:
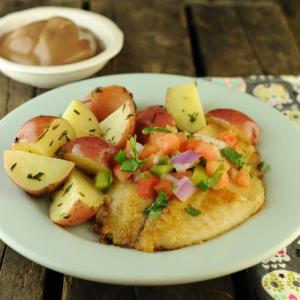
[207,76,300,300]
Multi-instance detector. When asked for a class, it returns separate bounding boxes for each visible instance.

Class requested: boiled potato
[62,100,101,138]
[49,169,104,226]
[3,150,75,195]
[12,116,76,156]
[165,81,206,133]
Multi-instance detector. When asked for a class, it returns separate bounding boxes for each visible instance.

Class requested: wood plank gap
[231,270,257,300]
[0,244,7,272]
[233,4,266,75]
[186,5,207,76]
[43,269,64,300]
[82,0,90,10]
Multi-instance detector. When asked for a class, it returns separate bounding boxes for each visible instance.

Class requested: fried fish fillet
[95,123,265,252]
[97,176,264,252]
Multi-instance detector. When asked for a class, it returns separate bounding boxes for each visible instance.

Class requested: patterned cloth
[206,76,300,300]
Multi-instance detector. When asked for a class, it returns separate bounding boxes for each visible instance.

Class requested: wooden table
[1,0,300,299]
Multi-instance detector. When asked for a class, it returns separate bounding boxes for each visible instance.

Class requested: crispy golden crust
[95,123,265,252]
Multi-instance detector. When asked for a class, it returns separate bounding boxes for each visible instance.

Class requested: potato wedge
[99,99,135,148]
[49,169,104,226]
[62,100,101,138]
[12,116,76,156]
[165,81,206,133]
[3,150,75,195]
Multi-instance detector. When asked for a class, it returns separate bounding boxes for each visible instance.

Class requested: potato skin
[84,85,135,122]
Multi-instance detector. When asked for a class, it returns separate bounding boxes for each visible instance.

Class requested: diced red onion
[172,151,201,172]
[193,133,227,149]
[173,176,196,202]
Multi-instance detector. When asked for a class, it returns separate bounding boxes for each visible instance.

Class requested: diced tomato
[206,160,221,176]
[139,143,159,159]
[217,171,229,188]
[136,175,159,199]
[194,143,221,161]
[151,133,180,155]
[235,169,251,188]
[171,171,193,179]
[154,179,173,196]
[181,139,202,152]
[218,132,238,148]
[113,164,133,182]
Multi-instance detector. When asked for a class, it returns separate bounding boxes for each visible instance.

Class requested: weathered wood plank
[0,240,5,261]
[189,4,262,76]
[62,276,135,300]
[136,277,234,300]
[39,0,83,7]
[0,247,45,300]
[237,3,300,74]
[0,0,40,16]
[91,0,195,75]
[276,0,300,50]
[0,75,8,119]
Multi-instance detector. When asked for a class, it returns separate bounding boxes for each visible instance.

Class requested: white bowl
[0,7,123,88]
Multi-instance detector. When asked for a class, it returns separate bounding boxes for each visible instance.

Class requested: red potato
[49,169,104,226]
[12,115,76,156]
[58,136,116,175]
[206,109,260,145]
[84,85,136,122]
[136,105,176,144]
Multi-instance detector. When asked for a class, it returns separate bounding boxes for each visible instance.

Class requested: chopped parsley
[144,192,169,219]
[10,162,17,171]
[27,172,44,181]
[142,127,172,135]
[52,124,59,130]
[73,109,80,115]
[63,183,73,196]
[185,204,201,216]
[115,136,144,172]
[221,147,245,169]
[188,112,199,124]
[58,130,70,142]
[126,113,135,120]
[197,165,224,192]
[258,161,268,173]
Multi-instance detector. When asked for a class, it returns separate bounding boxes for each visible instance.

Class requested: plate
[0,73,300,285]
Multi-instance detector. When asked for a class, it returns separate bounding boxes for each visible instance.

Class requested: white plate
[0,73,300,285]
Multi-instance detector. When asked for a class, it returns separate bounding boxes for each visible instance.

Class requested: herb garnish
[49,140,54,147]
[88,118,92,121]
[73,109,80,115]
[63,183,73,196]
[79,192,85,197]
[197,165,224,192]
[10,162,17,171]
[122,103,126,112]
[221,147,245,169]
[142,127,172,135]
[126,113,135,120]
[115,136,144,172]
[89,129,96,133]
[144,192,169,219]
[258,161,268,173]
[94,87,103,93]
[57,203,63,207]
[58,130,70,142]
[185,204,201,216]
[188,112,199,124]
[27,172,44,181]
[52,124,59,130]
[37,127,49,141]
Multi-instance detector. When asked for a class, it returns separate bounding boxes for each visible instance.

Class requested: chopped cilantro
[144,192,169,219]
[258,161,268,173]
[185,204,201,216]
[142,127,172,135]
[115,136,144,173]
[27,172,44,181]
[221,147,245,169]
[197,165,224,191]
